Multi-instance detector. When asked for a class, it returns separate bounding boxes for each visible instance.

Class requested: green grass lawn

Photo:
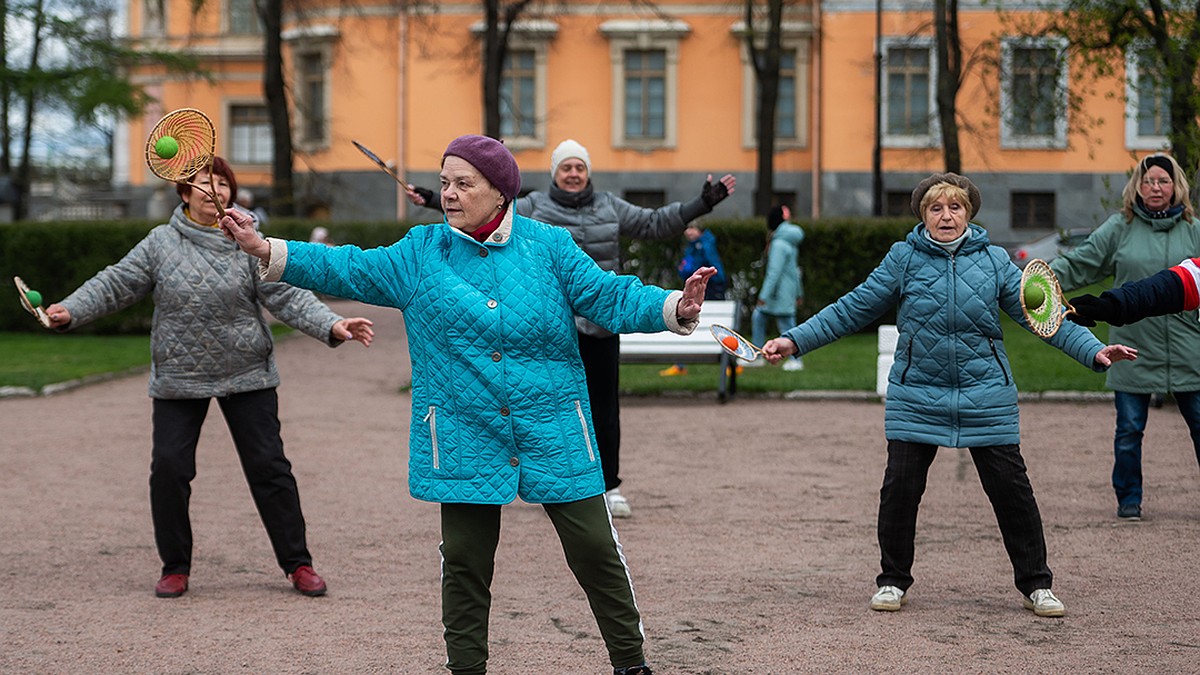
[1,282,1116,394]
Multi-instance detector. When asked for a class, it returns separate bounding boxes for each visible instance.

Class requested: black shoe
[1117,503,1142,520]
[614,666,653,675]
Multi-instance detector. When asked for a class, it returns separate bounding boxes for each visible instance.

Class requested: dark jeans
[877,439,1052,596]
[150,388,313,576]
[1113,390,1200,507]
[440,496,645,674]
[579,333,622,491]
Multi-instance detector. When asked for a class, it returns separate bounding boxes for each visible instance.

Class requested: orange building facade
[120,0,1168,243]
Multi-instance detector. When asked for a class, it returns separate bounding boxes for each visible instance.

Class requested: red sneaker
[155,573,189,598]
[289,565,327,596]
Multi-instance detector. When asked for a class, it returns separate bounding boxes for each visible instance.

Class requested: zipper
[988,338,1010,386]
[424,406,439,470]
[900,341,913,384]
[574,400,596,462]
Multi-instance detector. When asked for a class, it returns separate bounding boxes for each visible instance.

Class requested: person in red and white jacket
[1067,257,1200,326]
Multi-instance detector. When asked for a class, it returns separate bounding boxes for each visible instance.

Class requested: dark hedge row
[1,216,916,333]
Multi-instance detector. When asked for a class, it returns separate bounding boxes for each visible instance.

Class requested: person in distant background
[235,188,269,228]
[406,138,736,518]
[748,204,805,371]
[660,223,727,376]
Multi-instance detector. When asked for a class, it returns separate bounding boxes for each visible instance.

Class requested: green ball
[154,136,179,160]
[1023,282,1046,310]
[25,289,42,307]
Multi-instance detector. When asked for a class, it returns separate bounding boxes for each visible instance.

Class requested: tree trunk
[14,0,46,221]
[934,0,961,174]
[746,0,785,217]
[260,0,295,216]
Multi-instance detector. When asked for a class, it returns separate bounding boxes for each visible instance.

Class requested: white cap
[550,139,591,179]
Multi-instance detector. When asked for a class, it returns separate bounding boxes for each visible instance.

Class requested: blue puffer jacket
[266,208,688,504]
[783,224,1107,447]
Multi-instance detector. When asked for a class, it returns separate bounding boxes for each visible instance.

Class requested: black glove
[413,186,437,207]
[1066,293,1121,327]
[700,177,729,208]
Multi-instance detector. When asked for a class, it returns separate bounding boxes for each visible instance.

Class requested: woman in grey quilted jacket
[43,157,375,600]
[407,138,736,518]
[760,173,1137,619]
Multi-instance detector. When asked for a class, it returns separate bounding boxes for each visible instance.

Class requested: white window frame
[224,0,262,36]
[732,20,813,150]
[1000,36,1069,150]
[881,37,939,149]
[225,100,273,167]
[282,24,338,152]
[600,19,690,150]
[470,20,557,151]
[1125,42,1171,151]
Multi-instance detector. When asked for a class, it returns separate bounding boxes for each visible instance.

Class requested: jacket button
[509,457,519,466]
[478,248,488,258]
[491,352,502,362]
[500,407,510,416]
[487,299,498,309]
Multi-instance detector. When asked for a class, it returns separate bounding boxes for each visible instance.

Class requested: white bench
[619,299,742,403]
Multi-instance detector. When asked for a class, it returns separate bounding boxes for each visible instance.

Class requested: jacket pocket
[574,400,597,463]
[988,338,1011,386]
[900,341,914,385]
[424,406,441,470]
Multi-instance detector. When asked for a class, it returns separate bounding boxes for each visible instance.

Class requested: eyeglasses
[1142,178,1173,188]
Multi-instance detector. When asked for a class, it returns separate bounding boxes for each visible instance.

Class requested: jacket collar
[908,222,989,256]
[169,203,239,252]
[446,203,515,246]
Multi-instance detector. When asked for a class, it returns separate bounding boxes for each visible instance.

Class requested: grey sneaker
[869,585,907,611]
[1117,503,1142,520]
[1023,588,1065,617]
[605,488,632,518]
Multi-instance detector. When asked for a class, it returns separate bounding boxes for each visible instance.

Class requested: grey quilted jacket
[59,204,344,399]
[516,188,708,336]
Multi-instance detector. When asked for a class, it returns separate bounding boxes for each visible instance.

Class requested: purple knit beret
[442,134,521,201]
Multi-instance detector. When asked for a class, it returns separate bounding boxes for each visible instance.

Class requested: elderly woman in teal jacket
[221,135,713,675]
[761,173,1136,619]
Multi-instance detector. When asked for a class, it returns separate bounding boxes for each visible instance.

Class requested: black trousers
[150,388,313,576]
[876,439,1052,596]
[578,333,622,491]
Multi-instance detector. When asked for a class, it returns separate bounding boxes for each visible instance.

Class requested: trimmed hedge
[1,216,917,333]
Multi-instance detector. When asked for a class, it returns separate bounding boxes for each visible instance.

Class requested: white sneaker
[782,358,804,371]
[1024,589,1065,617]
[605,488,632,518]
[869,585,907,611]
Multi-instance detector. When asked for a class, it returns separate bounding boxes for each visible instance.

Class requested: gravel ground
[3,299,1199,673]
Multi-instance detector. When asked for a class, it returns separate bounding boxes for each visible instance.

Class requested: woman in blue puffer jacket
[761,173,1137,619]
[221,135,714,675]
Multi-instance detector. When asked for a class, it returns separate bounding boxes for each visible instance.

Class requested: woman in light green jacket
[1050,153,1200,521]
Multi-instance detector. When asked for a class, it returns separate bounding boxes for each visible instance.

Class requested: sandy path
[2,299,1198,673]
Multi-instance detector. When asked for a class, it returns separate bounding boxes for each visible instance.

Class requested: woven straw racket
[144,108,225,217]
[1020,259,1076,338]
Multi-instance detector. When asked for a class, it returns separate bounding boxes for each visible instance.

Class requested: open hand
[333,317,375,346]
[676,267,717,321]
[1094,344,1138,367]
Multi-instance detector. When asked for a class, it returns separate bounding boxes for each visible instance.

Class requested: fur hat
[910,172,981,218]
[442,135,521,201]
[550,139,591,179]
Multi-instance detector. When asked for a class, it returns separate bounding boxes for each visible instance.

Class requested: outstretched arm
[1067,257,1200,326]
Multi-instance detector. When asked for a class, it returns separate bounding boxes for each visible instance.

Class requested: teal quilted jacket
[268,209,687,504]
[783,224,1107,447]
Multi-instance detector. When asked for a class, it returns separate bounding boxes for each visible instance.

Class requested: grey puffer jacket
[59,204,344,399]
[516,186,708,336]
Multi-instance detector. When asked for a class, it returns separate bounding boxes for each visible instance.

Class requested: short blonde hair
[1121,153,1194,221]
[920,182,971,219]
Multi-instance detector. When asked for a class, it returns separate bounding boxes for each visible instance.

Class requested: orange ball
[721,335,740,351]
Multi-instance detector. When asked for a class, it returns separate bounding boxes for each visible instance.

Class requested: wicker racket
[1020,258,1076,338]
[145,108,225,217]
[710,324,764,362]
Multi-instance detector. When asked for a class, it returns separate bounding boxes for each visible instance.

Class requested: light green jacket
[1050,207,1200,393]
